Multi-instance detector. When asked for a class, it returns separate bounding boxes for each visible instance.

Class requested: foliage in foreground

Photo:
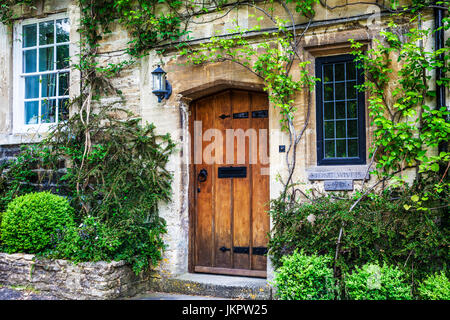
[268,178,449,287]
[0,192,74,253]
[273,250,336,300]
[344,263,412,300]
[418,272,450,300]
[0,106,175,273]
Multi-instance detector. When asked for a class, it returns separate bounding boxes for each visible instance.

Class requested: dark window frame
[315,54,366,165]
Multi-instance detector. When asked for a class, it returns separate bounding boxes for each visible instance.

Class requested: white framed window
[13,13,70,133]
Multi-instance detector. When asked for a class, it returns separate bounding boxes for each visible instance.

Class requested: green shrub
[46,214,166,274]
[47,216,121,262]
[344,263,412,300]
[418,272,450,300]
[273,250,336,300]
[268,181,449,285]
[0,192,74,253]
[1,107,174,273]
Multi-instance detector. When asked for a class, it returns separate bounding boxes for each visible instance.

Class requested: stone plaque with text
[308,171,369,180]
[324,180,354,191]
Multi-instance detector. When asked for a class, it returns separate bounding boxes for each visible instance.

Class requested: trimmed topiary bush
[344,263,412,300]
[418,272,450,300]
[273,250,336,300]
[0,191,74,253]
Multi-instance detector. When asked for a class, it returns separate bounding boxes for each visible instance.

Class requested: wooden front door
[191,89,270,278]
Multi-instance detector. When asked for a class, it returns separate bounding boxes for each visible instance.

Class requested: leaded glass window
[315,54,366,165]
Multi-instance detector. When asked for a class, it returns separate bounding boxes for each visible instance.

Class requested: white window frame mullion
[56,70,60,123]
[38,74,42,124]
[36,21,39,74]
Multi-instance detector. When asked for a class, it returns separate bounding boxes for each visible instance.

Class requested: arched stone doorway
[187,88,270,278]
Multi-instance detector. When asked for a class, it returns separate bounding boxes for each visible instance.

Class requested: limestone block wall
[0,253,155,299]
[0,144,21,166]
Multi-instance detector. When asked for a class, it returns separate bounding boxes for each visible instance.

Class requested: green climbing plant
[350,15,450,209]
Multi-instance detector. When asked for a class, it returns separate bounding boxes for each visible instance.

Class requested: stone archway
[178,84,270,278]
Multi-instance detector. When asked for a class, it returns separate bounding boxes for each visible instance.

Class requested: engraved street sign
[308,171,369,180]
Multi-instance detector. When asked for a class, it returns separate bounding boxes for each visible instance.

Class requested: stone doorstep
[144,273,272,300]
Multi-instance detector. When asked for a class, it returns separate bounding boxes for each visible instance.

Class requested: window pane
[39,21,54,45]
[347,100,357,118]
[56,18,69,43]
[324,102,334,120]
[41,99,56,123]
[347,81,357,100]
[335,82,345,100]
[39,47,54,71]
[56,45,69,69]
[347,120,358,138]
[25,76,39,99]
[323,65,333,82]
[336,140,347,158]
[348,139,358,157]
[324,121,334,138]
[335,101,345,119]
[58,72,69,96]
[25,101,39,124]
[335,63,345,81]
[336,120,346,138]
[58,98,69,120]
[23,49,37,73]
[41,74,56,97]
[23,24,37,48]
[325,140,335,158]
[346,62,356,80]
[324,83,334,101]
[317,56,364,163]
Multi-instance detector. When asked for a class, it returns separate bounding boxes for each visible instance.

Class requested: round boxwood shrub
[0,192,74,253]
[418,272,450,300]
[273,249,336,300]
[344,263,412,300]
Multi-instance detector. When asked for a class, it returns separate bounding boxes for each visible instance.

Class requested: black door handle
[198,169,208,182]
[219,246,231,252]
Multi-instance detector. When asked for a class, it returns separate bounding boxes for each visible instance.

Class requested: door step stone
[145,273,272,300]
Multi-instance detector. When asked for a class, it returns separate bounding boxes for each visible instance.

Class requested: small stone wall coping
[0,252,156,299]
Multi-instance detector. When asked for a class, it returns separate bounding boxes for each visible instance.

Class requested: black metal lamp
[152,65,172,102]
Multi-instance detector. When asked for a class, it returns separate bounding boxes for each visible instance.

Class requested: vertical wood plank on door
[214,91,233,268]
[195,96,214,267]
[231,90,251,270]
[250,92,270,271]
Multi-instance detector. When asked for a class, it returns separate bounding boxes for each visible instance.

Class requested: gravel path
[0,286,58,300]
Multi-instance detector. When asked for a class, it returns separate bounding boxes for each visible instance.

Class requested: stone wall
[0,253,155,299]
[0,144,21,166]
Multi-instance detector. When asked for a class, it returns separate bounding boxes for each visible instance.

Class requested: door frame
[187,88,270,278]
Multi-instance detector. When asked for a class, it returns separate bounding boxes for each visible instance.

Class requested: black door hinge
[252,247,268,256]
[233,246,250,254]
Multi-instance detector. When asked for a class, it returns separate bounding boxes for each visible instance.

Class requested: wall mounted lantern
[152,65,172,102]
